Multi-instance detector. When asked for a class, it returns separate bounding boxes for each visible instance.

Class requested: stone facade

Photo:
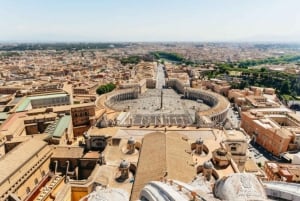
[71,103,96,137]
[241,108,299,156]
[0,140,52,201]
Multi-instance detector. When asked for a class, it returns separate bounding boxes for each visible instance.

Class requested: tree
[260,67,266,72]
[120,56,141,65]
[280,80,291,95]
[96,83,116,95]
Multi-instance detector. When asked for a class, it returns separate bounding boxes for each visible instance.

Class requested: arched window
[26,187,31,194]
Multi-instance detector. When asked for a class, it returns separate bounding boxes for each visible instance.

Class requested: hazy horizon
[1,0,300,43]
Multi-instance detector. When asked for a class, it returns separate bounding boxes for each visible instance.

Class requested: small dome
[83,132,90,139]
[203,161,213,169]
[127,137,135,145]
[217,148,227,156]
[213,173,268,200]
[196,138,204,145]
[83,187,129,201]
[119,160,129,168]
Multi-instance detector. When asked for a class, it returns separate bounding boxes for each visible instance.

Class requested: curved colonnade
[96,88,139,111]
[96,79,229,127]
[166,78,230,127]
[186,88,230,127]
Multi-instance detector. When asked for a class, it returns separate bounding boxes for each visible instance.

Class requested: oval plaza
[97,64,230,128]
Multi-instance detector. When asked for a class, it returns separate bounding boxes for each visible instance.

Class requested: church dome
[196,138,204,145]
[203,161,213,169]
[214,173,267,201]
[119,160,129,168]
[127,137,135,145]
[217,148,227,156]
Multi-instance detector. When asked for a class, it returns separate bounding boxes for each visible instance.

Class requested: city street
[156,64,166,89]
[248,141,286,165]
[226,106,240,128]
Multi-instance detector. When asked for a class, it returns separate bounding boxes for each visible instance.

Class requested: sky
[0,0,300,42]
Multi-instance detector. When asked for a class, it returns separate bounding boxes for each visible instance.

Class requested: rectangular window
[231,147,237,152]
